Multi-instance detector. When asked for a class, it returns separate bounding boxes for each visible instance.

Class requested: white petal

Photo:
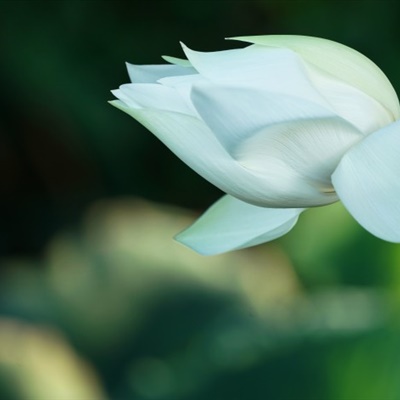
[126,62,196,83]
[158,73,204,89]
[112,83,194,115]
[175,195,303,255]
[191,84,334,152]
[108,101,256,201]
[181,43,330,107]
[110,89,141,108]
[236,116,362,200]
[109,102,339,207]
[306,64,393,134]
[158,74,205,117]
[332,120,400,242]
[231,35,400,120]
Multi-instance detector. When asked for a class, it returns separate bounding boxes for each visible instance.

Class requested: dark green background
[1,1,400,399]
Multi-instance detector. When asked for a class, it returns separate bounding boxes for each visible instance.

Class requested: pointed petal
[162,55,192,67]
[112,83,194,115]
[110,89,141,108]
[332,120,400,242]
[230,35,400,120]
[175,195,303,255]
[108,102,338,207]
[126,62,196,83]
[181,43,329,107]
[191,84,334,151]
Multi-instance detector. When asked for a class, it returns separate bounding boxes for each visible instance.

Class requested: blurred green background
[1,1,400,399]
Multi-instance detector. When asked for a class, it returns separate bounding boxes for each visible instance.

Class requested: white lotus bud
[111,35,400,255]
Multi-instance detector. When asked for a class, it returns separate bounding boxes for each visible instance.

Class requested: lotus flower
[110,35,400,255]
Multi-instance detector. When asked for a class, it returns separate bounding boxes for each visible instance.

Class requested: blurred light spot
[301,288,387,334]
[237,244,303,317]
[0,318,106,400]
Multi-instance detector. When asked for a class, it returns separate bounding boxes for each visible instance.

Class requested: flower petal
[231,35,400,120]
[191,84,334,152]
[181,43,329,107]
[108,101,257,202]
[109,101,338,207]
[157,74,205,117]
[175,195,303,255]
[112,83,194,115]
[332,120,400,242]
[161,55,192,67]
[236,116,362,202]
[126,62,196,83]
[305,64,393,134]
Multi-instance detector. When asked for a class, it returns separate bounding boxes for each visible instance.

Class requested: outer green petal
[230,35,400,120]
[126,62,196,83]
[175,195,303,255]
[161,55,193,68]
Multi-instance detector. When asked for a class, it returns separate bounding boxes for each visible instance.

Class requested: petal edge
[332,120,400,242]
[175,195,303,255]
[230,35,400,120]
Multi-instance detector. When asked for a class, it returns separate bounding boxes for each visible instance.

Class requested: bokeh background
[1,1,400,399]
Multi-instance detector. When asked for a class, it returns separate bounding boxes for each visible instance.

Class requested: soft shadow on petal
[231,35,400,120]
[126,62,196,83]
[191,84,334,152]
[332,120,400,242]
[175,195,303,255]
[235,116,362,195]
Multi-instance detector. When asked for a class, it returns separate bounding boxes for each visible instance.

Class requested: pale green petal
[176,195,303,255]
[126,62,196,83]
[162,55,193,67]
[304,63,393,134]
[230,35,400,120]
